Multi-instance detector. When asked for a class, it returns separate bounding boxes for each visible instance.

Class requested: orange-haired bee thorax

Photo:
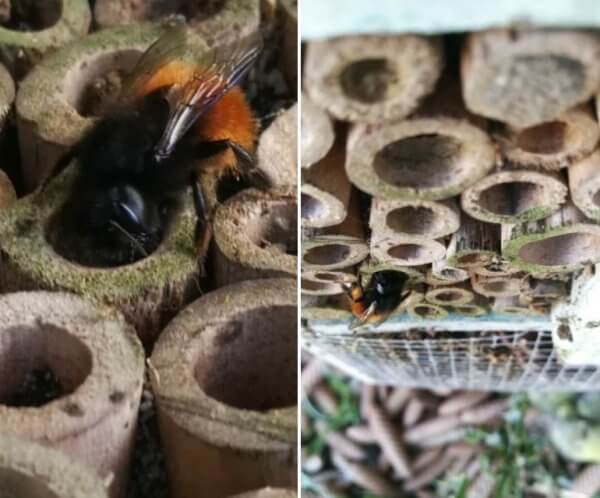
[136,60,258,176]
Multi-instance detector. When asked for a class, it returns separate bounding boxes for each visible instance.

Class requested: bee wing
[123,26,189,101]
[154,31,263,159]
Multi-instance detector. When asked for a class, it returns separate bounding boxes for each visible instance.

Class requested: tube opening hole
[0,324,92,408]
[301,192,327,222]
[194,305,296,411]
[516,121,567,154]
[340,58,397,103]
[388,243,429,260]
[248,201,297,256]
[479,181,547,216]
[64,50,143,117]
[1,0,62,31]
[304,243,351,266]
[374,134,462,189]
[386,205,440,236]
[518,232,600,267]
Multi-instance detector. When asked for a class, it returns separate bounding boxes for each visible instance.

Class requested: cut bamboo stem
[497,105,600,170]
[0,0,91,79]
[301,270,356,296]
[0,169,15,209]
[15,24,167,191]
[257,104,297,188]
[330,452,397,498]
[369,197,460,240]
[447,215,500,268]
[0,434,108,498]
[94,0,260,47]
[304,35,443,123]
[471,273,523,298]
[493,296,537,316]
[302,235,368,271]
[503,201,600,273]
[0,291,144,498]
[427,258,469,285]
[0,167,201,348]
[425,282,474,306]
[301,93,334,169]
[462,29,600,127]
[302,124,352,228]
[150,279,296,498]
[346,116,495,201]
[461,168,568,225]
[569,147,600,221]
[407,302,448,320]
[370,235,446,267]
[213,187,297,287]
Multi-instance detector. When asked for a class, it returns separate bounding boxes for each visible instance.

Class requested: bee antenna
[109,220,149,258]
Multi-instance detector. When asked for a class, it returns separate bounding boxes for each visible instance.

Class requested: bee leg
[190,174,212,264]
[226,140,271,190]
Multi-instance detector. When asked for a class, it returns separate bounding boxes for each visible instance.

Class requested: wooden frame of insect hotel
[300,7,600,392]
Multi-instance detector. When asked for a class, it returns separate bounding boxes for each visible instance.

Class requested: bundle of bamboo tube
[301,29,600,317]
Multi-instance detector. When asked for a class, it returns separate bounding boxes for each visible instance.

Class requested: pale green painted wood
[301,0,600,39]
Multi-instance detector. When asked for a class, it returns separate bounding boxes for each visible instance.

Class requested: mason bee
[344,270,410,329]
[54,27,268,266]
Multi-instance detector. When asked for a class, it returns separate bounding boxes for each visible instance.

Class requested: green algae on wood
[0,166,200,347]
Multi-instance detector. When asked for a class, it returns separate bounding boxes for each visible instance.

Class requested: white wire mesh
[302,326,600,391]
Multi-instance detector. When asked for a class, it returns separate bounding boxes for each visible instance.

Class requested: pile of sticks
[301,29,600,321]
[301,359,600,498]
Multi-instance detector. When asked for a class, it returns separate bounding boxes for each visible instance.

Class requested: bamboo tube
[0,0,90,79]
[427,258,469,285]
[407,302,448,320]
[15,24,167,191]
[345,68,495,201]
[301,93,334,169]
[472,258,520,278]
[471,273,523,298]
[520,275,568,301]
[302,124,352,228]
[370,235,446,267]
[315,421,366,461]
[461,168,568,224]
[213,187,297,287]
[369,197,460,240]
[0,167,200,348]
[447,215,500,268]
[257,104,297,188]
[0,434,108,498]
[502,201,600,273]
[403,414,463,444]
[94,0,260,47]
[0,169,15,209]
[346,117,495,202]
[0,292,144,498]
[449,302,488,317]
[300,295,353,322]
[304,35,443,123]
[425,283,474,306]
[346,424,377,445]
[493,296,538,316]
[150,279,296,498]
[301,270,356,296]
[496,105,599,170]
[569,147,600,221]
[461,29,600,127]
